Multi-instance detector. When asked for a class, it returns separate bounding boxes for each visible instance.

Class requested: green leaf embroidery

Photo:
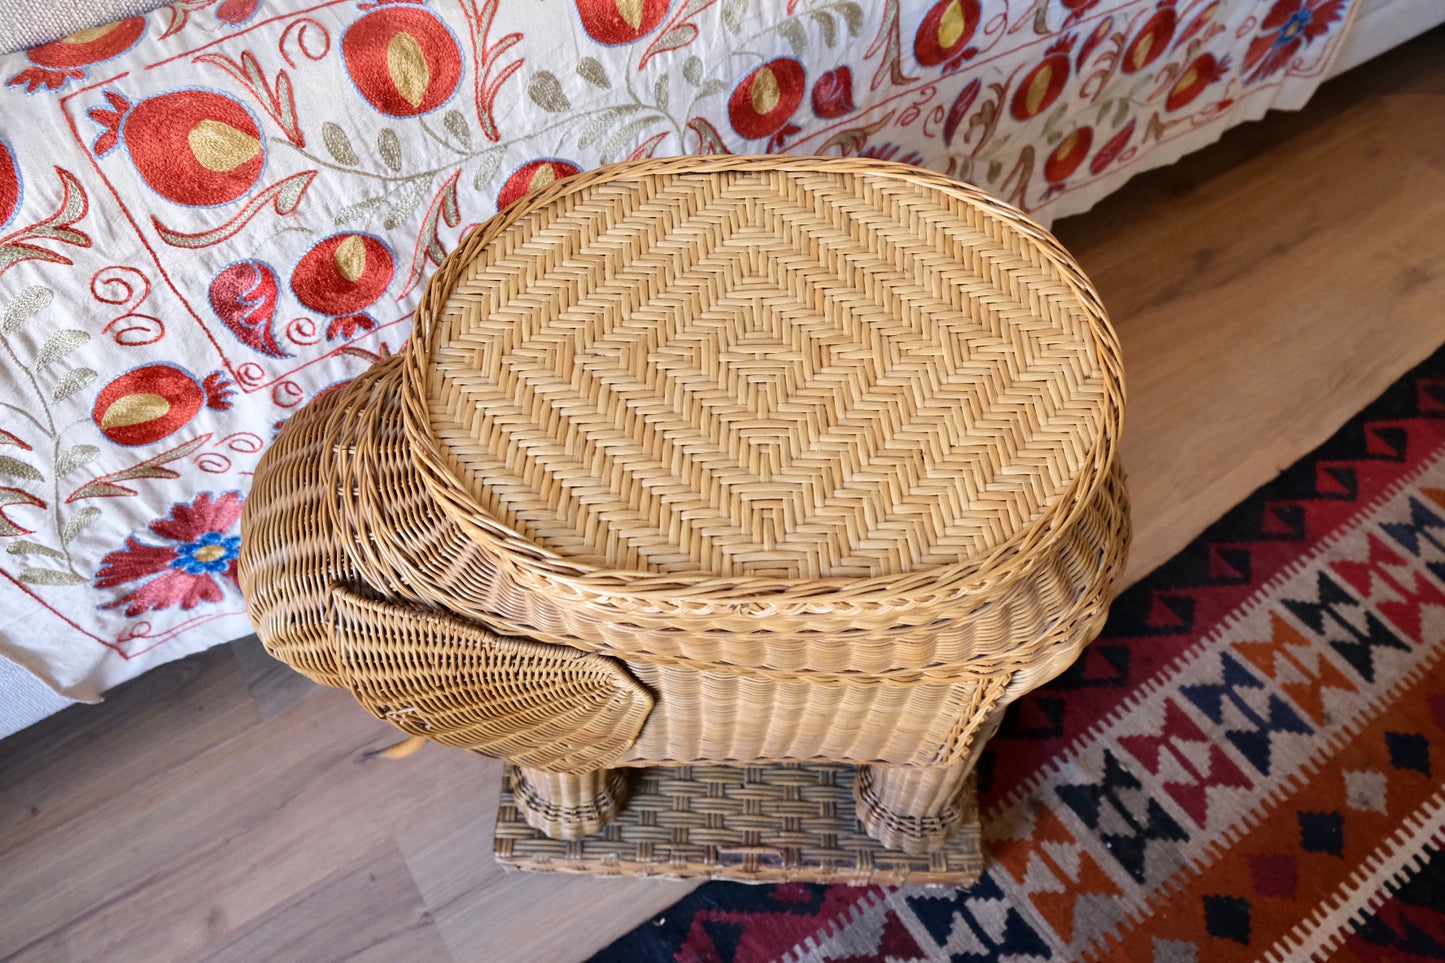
[6,539,64,559]
[382,174,437,231]
[778,19,807,56]
[1044,102,1069,137]
[0,171,86,276]
[472,146,506,192]
[68,435,209,502]
[335,195,388,225]
[153,173,317,249]
[0,454,43,481]
[55,444,99,478]
[601,115,665,164]
[61,506,100,545]
[528,71,571,112]
[66,481,132,501]
[51,367,97,403]
[577,57,610,89]
[647,26,698,60]
[838,1,864,36]
[377,128,403,172]
[275,171,312,211]
[682,56,703,86]
[0,487,45,536]
[322,121,358,166]
[442,109,471,149]
[3,286,52,334]
[721,0,746,32]
[817,109,896,156]
[18,568,86,586]
[686,116,729,153]
[653,74,669,112]
[36,329,89,369]
[811,11,837,47]
[577,104,645,150]
[696,79,728,98]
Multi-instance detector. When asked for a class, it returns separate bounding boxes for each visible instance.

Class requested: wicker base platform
[493,762,983,885]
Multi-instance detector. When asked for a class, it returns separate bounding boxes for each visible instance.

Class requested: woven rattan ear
[329,586,653,771]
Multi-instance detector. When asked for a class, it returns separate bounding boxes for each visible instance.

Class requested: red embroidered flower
[1243,0,1347,82]
[95,491,244,617]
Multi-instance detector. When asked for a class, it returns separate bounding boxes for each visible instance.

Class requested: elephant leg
[510,765,630,840]
[854,709,1003,855]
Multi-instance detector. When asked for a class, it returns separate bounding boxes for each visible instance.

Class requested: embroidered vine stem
[418,117,472,157]
[0,324,85,580]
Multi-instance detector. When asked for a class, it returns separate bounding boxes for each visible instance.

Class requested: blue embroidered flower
[95,491,245,616]
[171,531,242,575]
[1244,0,1347,83]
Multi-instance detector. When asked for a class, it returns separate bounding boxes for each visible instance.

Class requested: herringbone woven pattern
[240,156,1128,855]
[402,157,1123,614]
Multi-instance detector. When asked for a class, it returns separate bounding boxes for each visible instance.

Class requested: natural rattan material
[511,766,632,839]
[401,157,1123,613]
[494,763,983,885]
[240,155,1128,855]
[346,357,1129,687]
[242,352,1126,768]
[329,587,653,772]
[854,762,977,855]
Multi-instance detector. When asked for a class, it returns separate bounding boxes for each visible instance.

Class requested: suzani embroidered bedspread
[0,0,1356,702]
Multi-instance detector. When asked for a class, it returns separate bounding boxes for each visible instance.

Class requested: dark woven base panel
[494,762,983,885]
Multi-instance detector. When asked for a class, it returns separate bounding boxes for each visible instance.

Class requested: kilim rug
[589,343,1445,963]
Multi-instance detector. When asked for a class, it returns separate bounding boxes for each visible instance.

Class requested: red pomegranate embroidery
[1121,1,1178,75]
[942,78,980,147]
[210,260,287,359]
[811,66,855,119]
[290,233,395,341]
[1059,0,1102,23]
[1045,126,1094,184]
[88,88,266,207]
[216,0,261,26]
[728,58,805,140]
[342,5,463,117]
[912,0,980,69]
[1176,1,1220,48]
[1089,118,1137,175]
[1076,15,1113,69]
[496,159,582,210]
[575,0,669,45]
[93,365,234,447]
[1166,53,1230,111]
[0,138,20,229]
[1011,37,1074,121]
[6,18,146,93]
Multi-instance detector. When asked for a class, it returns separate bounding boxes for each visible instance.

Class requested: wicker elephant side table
[239,155,1128,884]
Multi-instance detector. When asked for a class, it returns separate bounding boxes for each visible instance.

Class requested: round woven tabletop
[403,156,1122,597]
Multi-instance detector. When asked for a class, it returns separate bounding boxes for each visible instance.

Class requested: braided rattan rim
[400,155,1124,607]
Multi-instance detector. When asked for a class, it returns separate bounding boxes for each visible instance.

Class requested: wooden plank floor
[4,28,1444,963]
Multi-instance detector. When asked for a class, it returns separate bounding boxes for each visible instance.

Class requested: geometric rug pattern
[590,345,1445,962]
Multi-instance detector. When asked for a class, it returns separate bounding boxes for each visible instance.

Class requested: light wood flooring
[4,27,1444,963]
